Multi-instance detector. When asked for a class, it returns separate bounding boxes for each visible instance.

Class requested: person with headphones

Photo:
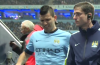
[66,2,100,65]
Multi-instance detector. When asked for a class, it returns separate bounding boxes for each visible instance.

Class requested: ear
[88,13,92,16]
[54,15,57,21]
[87,13,92,20]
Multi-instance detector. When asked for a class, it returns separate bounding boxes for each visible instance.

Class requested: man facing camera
[16,5,71,65]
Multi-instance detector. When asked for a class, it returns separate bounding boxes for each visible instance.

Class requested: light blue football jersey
[26,29,71,65]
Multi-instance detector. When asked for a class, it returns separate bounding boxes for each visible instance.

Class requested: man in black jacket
[10,20,34,55]
[67,2,100,65]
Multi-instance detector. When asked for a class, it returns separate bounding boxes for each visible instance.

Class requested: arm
[97,59,100,65]
[66,35,76,65]
[64,33,71,57]
[16,51,30,65]
[64,33,71,65]
[16,34,35,65]
[66,38,76,65]
[12,46,21,55]
[9,41,22,55]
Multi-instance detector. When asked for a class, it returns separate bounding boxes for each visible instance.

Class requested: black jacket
[11,34,28,55]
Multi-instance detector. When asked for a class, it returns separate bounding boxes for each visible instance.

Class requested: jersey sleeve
[25,34,34,55]
[64,33,71,56]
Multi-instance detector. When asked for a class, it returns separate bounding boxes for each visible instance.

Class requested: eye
[73,12,83,16]
[76,13,81,16]
[40,20,44,22]
[45,19,51,21]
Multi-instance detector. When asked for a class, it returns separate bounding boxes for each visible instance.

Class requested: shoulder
[98,28,100,31]
[31,30,44,37]
[57,29,70,34]
[71,31,80,36]
[69,31,80,41]
[57,29,71,37]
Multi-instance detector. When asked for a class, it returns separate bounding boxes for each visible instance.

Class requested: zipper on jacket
[83,38,88,60]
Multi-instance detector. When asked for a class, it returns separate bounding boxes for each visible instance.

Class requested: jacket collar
[79,20,100,38]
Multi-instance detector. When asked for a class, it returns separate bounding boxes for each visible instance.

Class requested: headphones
[87,14,91,19]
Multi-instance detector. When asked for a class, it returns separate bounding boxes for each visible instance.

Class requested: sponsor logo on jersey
[35,48,62,55]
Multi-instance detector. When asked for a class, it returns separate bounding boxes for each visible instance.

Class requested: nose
[21,31,23,33]
[21,30,24,34]
[43,21,47,25]
[73,15,77,20]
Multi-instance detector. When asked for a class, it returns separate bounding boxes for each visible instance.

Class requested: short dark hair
[40,5,55,17]
[40,5,58,24]
[74,2,94,20]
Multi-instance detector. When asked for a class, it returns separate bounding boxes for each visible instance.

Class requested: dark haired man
[67,2,100,65]
[16,5,71,65]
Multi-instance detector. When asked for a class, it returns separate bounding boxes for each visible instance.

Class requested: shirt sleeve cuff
[25,48,33,55]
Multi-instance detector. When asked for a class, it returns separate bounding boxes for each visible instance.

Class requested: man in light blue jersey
[16,5,71,65]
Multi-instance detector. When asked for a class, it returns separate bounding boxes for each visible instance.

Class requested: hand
[9,41,18,49]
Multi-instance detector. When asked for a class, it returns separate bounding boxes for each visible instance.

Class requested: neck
[52,27,57,31]
[27,30,33,34]
[81,20,93,31]
[45,27,57,33]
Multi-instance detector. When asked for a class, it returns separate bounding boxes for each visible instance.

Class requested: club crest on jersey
[54,39,60,44]
[91,41,98,48]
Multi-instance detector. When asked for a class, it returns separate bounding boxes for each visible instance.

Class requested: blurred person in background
[67,2,100,65]
[10,20,34,55]
[10,20,43,65]
[16,5,71,65]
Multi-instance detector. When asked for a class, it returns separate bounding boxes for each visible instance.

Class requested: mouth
[75,21,78,23]
[44,25,49,28]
